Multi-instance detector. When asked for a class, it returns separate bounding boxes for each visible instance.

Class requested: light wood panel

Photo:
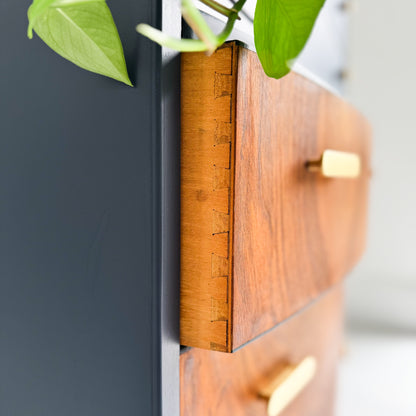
[181,44,237,352]
[180,286,344,416]
[181,42,371,351]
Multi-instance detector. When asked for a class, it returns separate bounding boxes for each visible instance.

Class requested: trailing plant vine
[27,0,325,85]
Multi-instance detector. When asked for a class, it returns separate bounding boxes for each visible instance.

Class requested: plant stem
[136,0,247,54]
[182,0,218,53]
[199,0,241,19]
[216,0,246,43]
[136,24,209,52]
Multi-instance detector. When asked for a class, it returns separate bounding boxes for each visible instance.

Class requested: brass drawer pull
[307,149,361,178]
[259,356,317,416]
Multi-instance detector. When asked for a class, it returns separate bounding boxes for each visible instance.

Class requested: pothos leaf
[254,0,325,79]
[27,0,132,86]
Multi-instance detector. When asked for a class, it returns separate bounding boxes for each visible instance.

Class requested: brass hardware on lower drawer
[307,149,361,178]
[259,356,317,416]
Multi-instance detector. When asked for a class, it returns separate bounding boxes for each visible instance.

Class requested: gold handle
[259,356,317,416]
[307,149,361,178]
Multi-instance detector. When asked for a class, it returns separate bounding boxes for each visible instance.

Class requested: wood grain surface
[232,47,371,348]
[181,44,238,352]
[180,286,344,416]
[181,42,371,351]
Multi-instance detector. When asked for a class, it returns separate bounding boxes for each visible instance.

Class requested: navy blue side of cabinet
[0,1,180,415]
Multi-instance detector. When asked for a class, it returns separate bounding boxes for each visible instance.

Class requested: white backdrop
[345,0,416,331]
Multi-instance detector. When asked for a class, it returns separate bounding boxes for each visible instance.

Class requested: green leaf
[254,0,325,79]
[27,0,132,86]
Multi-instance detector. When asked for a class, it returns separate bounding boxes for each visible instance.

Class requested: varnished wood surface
[181,42,371,351]
[180,286,344,416]
[232,47,371,348]
[181,45,237,351]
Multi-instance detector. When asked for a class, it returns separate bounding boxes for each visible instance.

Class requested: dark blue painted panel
[0,1,168,415]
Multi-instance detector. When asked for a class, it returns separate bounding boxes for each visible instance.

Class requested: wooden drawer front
[181,42,371,352]
[180,287,344,416]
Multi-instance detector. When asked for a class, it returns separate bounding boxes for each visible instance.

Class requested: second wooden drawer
[181,286,344,416]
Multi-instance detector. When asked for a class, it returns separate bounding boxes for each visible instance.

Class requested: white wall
[345,0,416,330]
